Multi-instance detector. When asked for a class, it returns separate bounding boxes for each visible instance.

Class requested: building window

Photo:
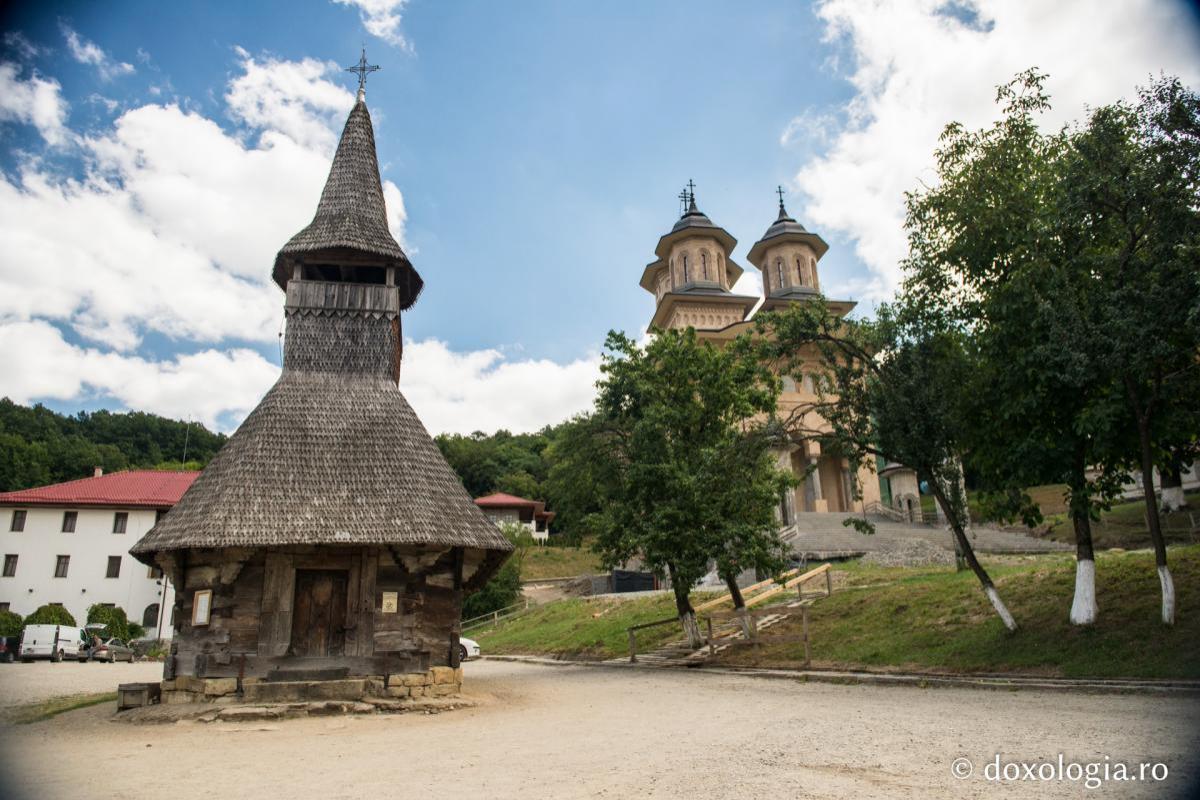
[701,251,709,280]
[148,566,163,579]
[681,254,689,283]
[62,511,77,533]
[112,512,128,534]
[54,555,70,578]
[10,510,26,532]
[142,603,160,628]
[106,556,122,579]
[796,257,805,285]
[2,555,16,577]
[0,602,8,613]
[775,259,786,290]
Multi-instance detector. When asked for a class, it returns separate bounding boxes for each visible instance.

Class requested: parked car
[90,638,136,663]
[459,636,481,662]
[19,625,86,662]
[0,635,18,663]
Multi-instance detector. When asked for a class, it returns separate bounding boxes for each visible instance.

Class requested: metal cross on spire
[346,48,381,100]
[687,179,697,210]
[776,185,787,210]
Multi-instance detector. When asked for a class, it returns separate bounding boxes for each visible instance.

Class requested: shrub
[0,609,22,637]
[86,604,130,641]
[462,558,522,620]
[127,622,146,640]
[24,604,77,627]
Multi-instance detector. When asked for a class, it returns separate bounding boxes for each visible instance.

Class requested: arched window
[775,259,785,290]
[701,251,708,280]
[682,254,689,283]
[796,257,806,285]
[142,603,159,629]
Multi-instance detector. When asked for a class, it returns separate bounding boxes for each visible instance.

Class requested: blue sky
[2,1,1198,434]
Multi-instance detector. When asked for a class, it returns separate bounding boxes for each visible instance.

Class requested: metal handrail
[461,598,533,633]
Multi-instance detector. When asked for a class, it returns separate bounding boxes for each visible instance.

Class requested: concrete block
[429,683,458,697]
[402,672,431,687]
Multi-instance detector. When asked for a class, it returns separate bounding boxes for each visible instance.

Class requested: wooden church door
[290,569,348,657]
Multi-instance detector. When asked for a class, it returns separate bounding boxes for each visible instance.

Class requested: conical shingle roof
[273,99,424,309]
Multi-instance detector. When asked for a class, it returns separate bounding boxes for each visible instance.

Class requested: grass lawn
[4,692,116,724]
[520,545,605,581]
[479,546,1200,679]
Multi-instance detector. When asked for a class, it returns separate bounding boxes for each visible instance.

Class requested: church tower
[639,183,758,332]
[746,189,831,313]
[132,55,511,697]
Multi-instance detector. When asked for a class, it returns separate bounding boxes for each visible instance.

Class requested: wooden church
[131,60,512,701]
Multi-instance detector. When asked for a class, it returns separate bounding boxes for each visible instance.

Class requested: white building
[474,493,555,542]
[0,469,198,639]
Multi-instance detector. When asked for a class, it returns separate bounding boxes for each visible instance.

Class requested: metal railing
[863,500,939,526]
[461,598,533,634]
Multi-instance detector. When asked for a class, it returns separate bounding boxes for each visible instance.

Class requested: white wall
[0,506,175,639]
[481,508,549,541]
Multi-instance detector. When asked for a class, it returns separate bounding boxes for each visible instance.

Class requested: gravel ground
[861,539,957,568]
[0,661,164,707]
[1,660,1198,799]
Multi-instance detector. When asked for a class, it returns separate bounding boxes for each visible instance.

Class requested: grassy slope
[1040,492,1200,549]
[520,546,605,581]
[476,592,718,660]
[479,547,1200,679]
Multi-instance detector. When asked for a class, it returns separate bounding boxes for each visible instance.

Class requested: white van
[19,624,85,662]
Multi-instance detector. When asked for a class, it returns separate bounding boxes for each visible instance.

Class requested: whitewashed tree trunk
[1159,566,1176,626]
[984,586,1018,632]
[734,606,753,639]
[1069,559,1097,625]
[1161,485,1186,512]
[680,611,703,649]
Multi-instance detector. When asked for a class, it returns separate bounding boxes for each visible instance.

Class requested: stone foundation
[160,666,463,705]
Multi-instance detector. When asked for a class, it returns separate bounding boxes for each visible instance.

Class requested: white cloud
[401,339,601,435]
[0,62,69,145]
[3,32,42,60]
[791,0,1200,302]
[226,50,356,151]
[0,47,592,437]
[61,25,135,82]
[0,320,278,431]
[333,0,413,51]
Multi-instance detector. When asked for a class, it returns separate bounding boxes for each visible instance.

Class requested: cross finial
[346,47,380,101]
[686,179,697,212]
[677,187,689,216]
[776,185,786,210]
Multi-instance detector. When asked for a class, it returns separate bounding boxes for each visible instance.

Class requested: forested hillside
[0,398,227,492]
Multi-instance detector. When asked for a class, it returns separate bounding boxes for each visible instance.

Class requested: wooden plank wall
[169,545,462,679]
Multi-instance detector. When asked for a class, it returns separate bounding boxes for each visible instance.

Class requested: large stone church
[638,188,916,523]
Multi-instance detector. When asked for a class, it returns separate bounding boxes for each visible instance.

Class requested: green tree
[462,524,529,620]
[86,604,131,642]
[584,328,791,647]
[0,609,22,637]
[759,301,1019,630]
[495,470,542,501]
[24,604,77,627]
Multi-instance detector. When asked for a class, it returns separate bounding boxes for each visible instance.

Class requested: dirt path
[1,660,1197,799]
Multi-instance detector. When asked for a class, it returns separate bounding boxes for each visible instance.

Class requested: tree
[758,301,1019,630]
[495,470,542,501]
[0,609,22,637]
[24,604,77,627]
[86,604,131,642]
[1061,77,1200,624]
[584,328,791,648]
[901,70,1200,626]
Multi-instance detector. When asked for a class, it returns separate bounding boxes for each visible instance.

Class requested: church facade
[639,188,892,522]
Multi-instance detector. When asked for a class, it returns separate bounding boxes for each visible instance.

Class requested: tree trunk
[668,564,703,648]
[929,478,1017,631]
[1069,513,1097,625]
[1067,451,1098,626]
[1135,414,1175,625]
[724,573,752,638]
[1160,456,1186,513]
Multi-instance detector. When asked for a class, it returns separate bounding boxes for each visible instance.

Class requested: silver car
[90,638,135,663]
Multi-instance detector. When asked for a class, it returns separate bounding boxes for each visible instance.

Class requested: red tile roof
[0,470,200,509]
[474,492,555,522]
[474,492,540,508]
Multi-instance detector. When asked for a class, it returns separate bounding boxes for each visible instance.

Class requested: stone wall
[161,666,464,705]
